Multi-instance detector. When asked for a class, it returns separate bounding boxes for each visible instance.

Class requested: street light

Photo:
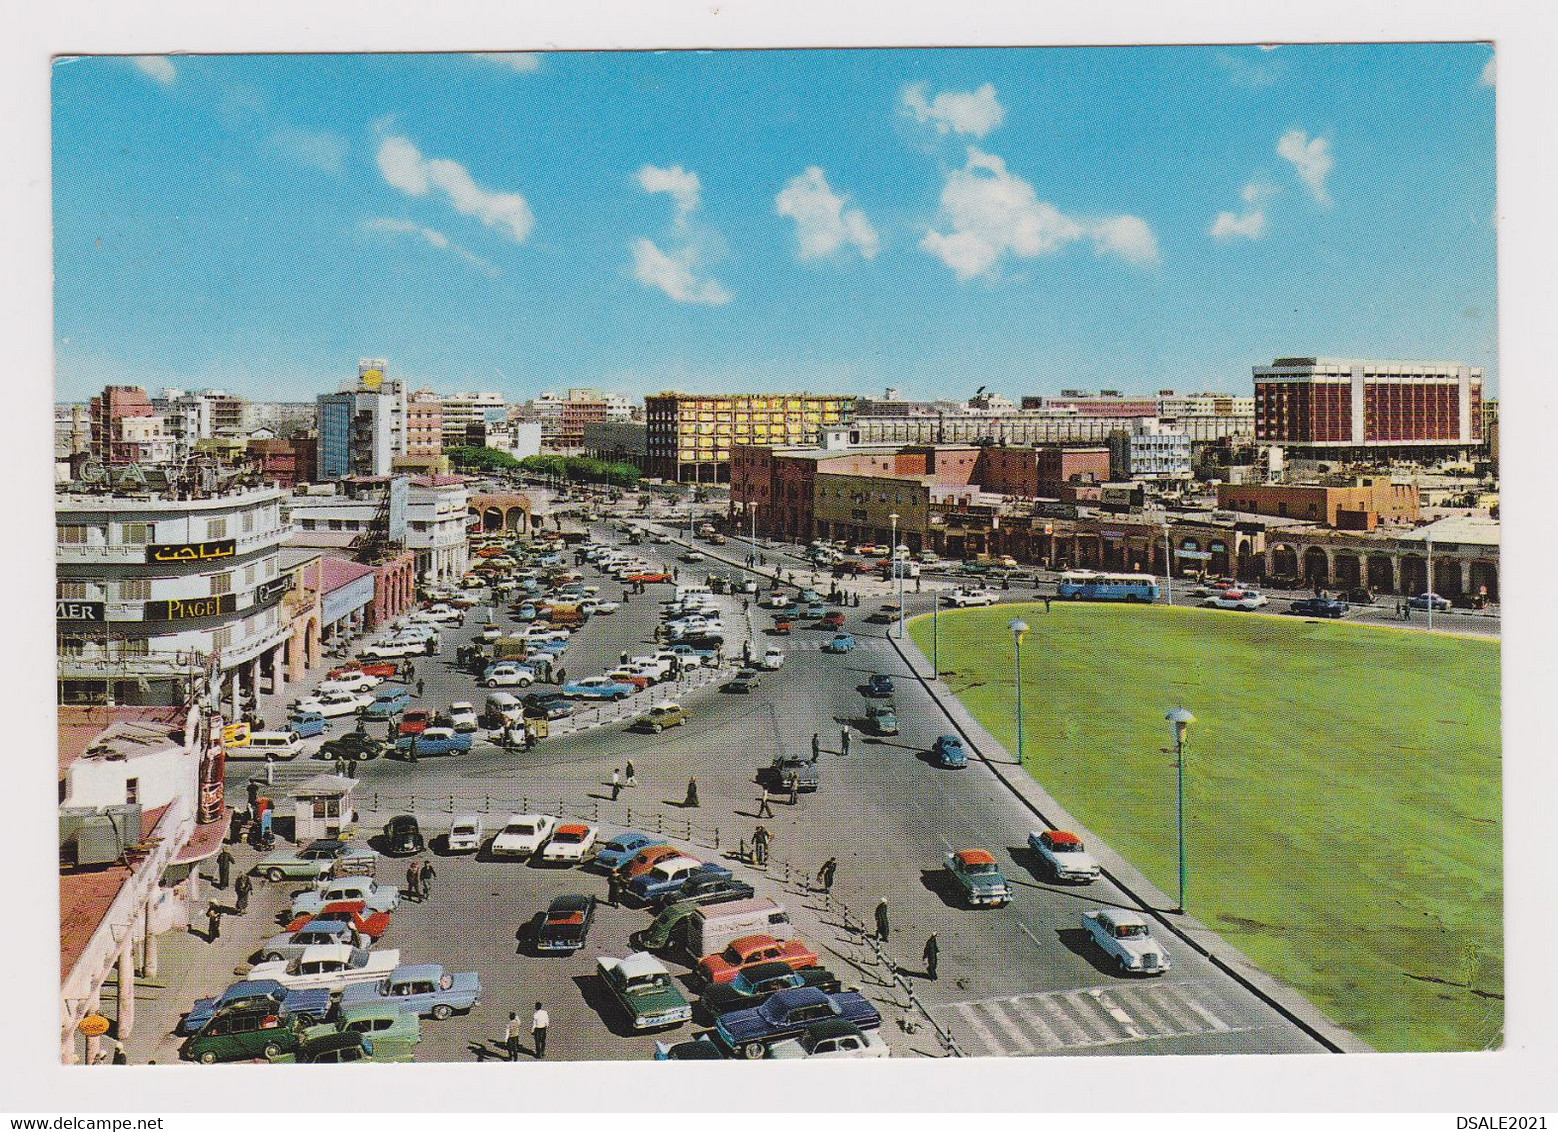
[889,513,904,638]
[1009,618,1029,765]
[1165,707,1195,913]
[1161,521,1174,607]
[932,590,941,676]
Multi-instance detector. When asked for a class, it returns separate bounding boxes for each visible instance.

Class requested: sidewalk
[885,622,1373,1055]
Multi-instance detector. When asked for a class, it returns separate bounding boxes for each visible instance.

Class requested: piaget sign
[143,594,238,621]
[145,539,237,564]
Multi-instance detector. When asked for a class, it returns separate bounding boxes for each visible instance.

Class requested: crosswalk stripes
[931,980,1258,1056]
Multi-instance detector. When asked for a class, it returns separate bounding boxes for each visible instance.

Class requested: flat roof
[60,803,171,978]
[1396,514,1500,547]
[58,705,188,783]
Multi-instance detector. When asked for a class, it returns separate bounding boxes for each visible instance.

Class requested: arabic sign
[56,600,105,623]
[145,539,236,564]
[255,576,291,606]
[143,594,238,622]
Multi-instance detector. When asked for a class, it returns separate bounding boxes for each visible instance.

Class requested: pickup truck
[339,963,482,1020]
[757,754,819,793]
[179,979,332,1036]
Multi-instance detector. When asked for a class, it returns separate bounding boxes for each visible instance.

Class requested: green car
[301,1004,421,1063]
[596,952,692,1031]
[253,838,377,883]
[183,1007,305,1064]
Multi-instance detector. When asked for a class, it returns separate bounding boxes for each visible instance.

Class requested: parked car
[339,963,482,1020]
[1289,596,1350,619]
[253,838,376,883]
[179,980,330,1038]
[1408,592,1453,612]
[634,701,687,733]
[864,674,895,698]
[563,676,635,700]
[865,704,899,735]
[483,662,537,689]
[538,822,598,865]
[361,687,412,721]
[330,660,400,680]
[445,815,484,854]
[1083,908,1172,975]
[629,858,728,906]
[490,813,557,858]
[533,893,596,953]
[607,668,654,693]
[257,919,366,965]
[697,933,819,985]
[931,734,967,769]
[289,878,400,919]
[394,727,473,757]
[381,815,425,857]
[397,709,433,736]
[182,1004,306,1064]
[758,647,785,670]
[286,711,332,738]
[724,669,762,694]
[296,689,375,718]
[1201,590,1269,611]
[596,952,693,1031]
[317,671,381,696]
[821,632,856,653]
[301,1003,420,1063]
[653,1035,726,1060]
[282,901,391,941]
[1028,829,1102,883]
[318,731,390,764]
[766,1018,890,1060]
[700,960,843,1018]
[359,638,428,661]
[943,849,1013,906]
[618,844,687,880]
[521,692,573,720]
[593,831,668,873]
[757,754,819,793]
[448,701,479,732]
[653,869,755,913]
[713,986,881,1059]
[245,943,403,994]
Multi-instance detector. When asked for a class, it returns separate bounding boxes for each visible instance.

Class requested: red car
[822,611,846,629]
[329,661,400,681]
[284,900,392,940]
[697,934,819,985]
[625,572,673,585]
[398,710,433,736]
[772,619,792,635]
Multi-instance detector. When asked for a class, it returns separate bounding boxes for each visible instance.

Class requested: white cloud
[1277,129,1335,207]
[919,147,1158,280]
[900,82,1005,138]
[774,167,879,261]
[269,125,347,176]
[131,56,176,85]
[1479,55,1496,87]
[636,164,702,227]
[375,135,534,242]
[362,217,498,277]
[1208,180,1279,241]
[630,238,731,305]
[472,52,542,74]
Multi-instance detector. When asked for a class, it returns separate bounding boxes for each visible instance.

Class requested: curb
[885,608,1373,1056]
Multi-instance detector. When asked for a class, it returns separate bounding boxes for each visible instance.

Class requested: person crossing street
[531,1003,550,1059]
[233,871,252,914]
[874,900,890,943]
[419,860,436,900]
[923,933,940,980]
[756,787,774,819]
[406,860,421,902]
[816,857,837,893]
[610,769,622,801]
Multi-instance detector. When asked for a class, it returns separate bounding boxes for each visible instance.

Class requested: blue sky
[51,45,1498,404]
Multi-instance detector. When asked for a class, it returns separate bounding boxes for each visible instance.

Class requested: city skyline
[52,45,1497,405]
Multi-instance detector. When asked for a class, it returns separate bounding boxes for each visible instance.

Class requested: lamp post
[1165,707,1195,913]
[1161,521,1174,607]
[1426,537,1435,632]
[1009,619,1029,765]
[889,513,902,637]
[932,591,941,677]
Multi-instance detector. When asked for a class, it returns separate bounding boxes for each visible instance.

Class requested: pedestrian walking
[753,825,770,867]
[874,900,890,943]
[756,787,774,819]
[611,769,622,801]
[228,809,245,844]
[215,847,234,889]
[206,902,222,942]
[531,1003,549,1059]
[406,861,421,902]
[684,777,700,808]
[416,678,425,698]
[923,933,940,980]
[625,759,637,786]
[840,727,851,756]
[234,871,252,914]
[419,860,436,900]
[1044,596,1052,614]
[505,1012,523,1062]
[811,732,820,760]
[620,651,629,667]
[817,857,837,893]
[788,771,800,806]
[408,734,419,763]
[555,667,567,688]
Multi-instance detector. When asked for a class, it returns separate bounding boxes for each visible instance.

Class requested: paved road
[208,523,1328,1061]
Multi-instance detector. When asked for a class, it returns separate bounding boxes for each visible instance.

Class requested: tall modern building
[314,361,409,479]
[90,386,170,465]
[1253,358,1484,461]
[645,391,856,482]
[438,391,506,449]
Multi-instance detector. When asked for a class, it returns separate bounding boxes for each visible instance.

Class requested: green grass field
[908,603,1502,1052]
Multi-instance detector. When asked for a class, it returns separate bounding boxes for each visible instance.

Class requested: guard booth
[291,774,359,842]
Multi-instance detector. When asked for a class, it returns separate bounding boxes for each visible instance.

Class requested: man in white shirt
[531,1002,550,1059]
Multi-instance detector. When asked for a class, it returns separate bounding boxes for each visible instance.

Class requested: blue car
[865,674,895,698]
[713,986,882,1059]
[594,831,668,872]
[821,633,856,653]
[932,735,967,769]
[287,712,332,739]
[361,688,412,721]
[629,862,733,906]
[394,728,473,757]
[562,677,635,700]
[179,979,333,1036]
[515,602,538,621]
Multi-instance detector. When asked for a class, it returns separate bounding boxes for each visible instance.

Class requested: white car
[1201,590,1269,611]
[490,813,557,858]
[538,821,598,865]
[1083,909,1171,975]
[446,814,484,853]
[448,702,479,732]
[415,605,464,625]
[765,593,792,609]
[589,600,621,615]
[317,672,381,695]
[477,624,503,643]
[947,590,997,608]
[631,656,675,681]
[483,663,537,689]
[767,1024,890,1059]
[359,638,427,661]
[738,579,759,594]
[1028,829,1101,883]
[395,624,439,642]
[759,647,785,670]
[296,689,375,718]
[246,943,402,993]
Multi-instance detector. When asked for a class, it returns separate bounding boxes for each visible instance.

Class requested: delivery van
[680,897,794,961]
[227,731,304,761]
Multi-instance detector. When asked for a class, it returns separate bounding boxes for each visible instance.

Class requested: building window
[211,571,232,596]
[119,522,151,545]
[300,518,316,531]
[242,510,255,534]
[57,525,90,545]
[244,564,257,586]
[212,627,232,651]
[119,578,151,602]
[57,581,93,600]
[125,778,139,805]
[329,519,344,531]
[206,517,228,540]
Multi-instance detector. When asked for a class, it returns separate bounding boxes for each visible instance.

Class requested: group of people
[404,858,438,901]
[608,761,638,800]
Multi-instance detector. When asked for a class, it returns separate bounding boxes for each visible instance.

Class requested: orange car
[698,934,819,985]
[616,843,685,879]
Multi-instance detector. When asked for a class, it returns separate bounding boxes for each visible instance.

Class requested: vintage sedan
[490,813,557,859]
[538,822,598,865]
[361,688,412,721]
[448,702,480,732]
[931,734,968,769]
[697,934,819,986]
[446,815,484,854]
[597,952,692,1031]
[381,815,425,857]
[864,674,895,698]
[766,1018,890,1060]
[1288,596,1350,619]
[593,831,668,873]
[182,1005,306,1064]
[943,849,1013,907]
[821,632,856,653]
[287,712,333,739]
[397,709,434,736]
[317,671,381,696]
[253,839,376,883]
[483,662,537,689]
[340,963,482,1020]
[283,901,391,941]
[1083,908,1172,975]
[533,893,597,953]
[713,986,881,1059]
[394,727,472,757]
[758,647,785,670]
[1201,589,1269,611]
[289,878,400,919]
[562,676,635,701]
[245,943,403,994]
[1028,829,1102,883]
[700,961,843,1018]
[179,980,331,1037]
[295,689,375,718]
[865,703,899,735]
[301,1004,420,1063]
[652,869,754,913]
[257,919,366,965]
[723,669,762,695]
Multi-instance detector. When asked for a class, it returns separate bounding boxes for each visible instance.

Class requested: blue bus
[1056,570,1161,603]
